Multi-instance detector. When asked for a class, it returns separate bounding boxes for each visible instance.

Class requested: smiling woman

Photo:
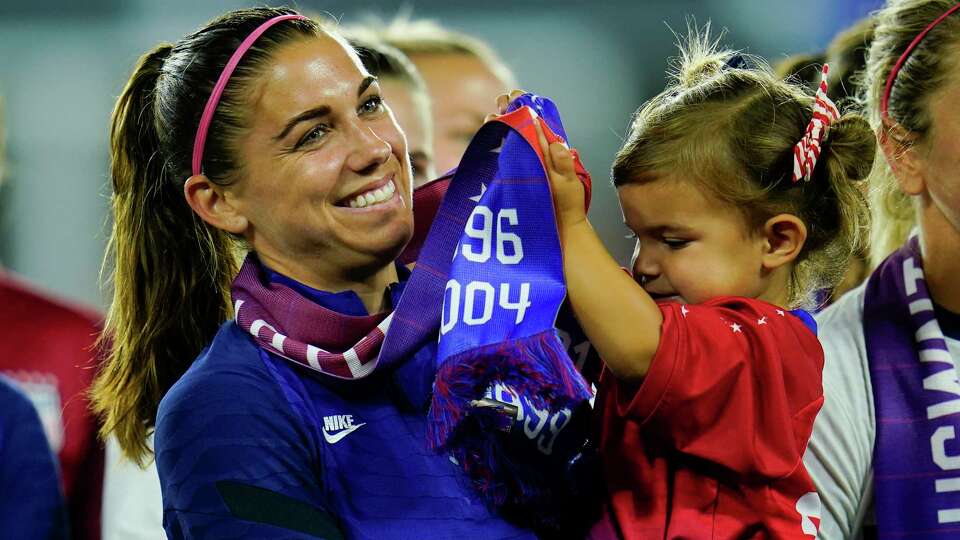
[90,7,537,539]
[190,36,415,304]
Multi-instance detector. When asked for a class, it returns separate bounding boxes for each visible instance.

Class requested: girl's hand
[486,90,588,230]
[485,92,661,383]
[532,117,587,231]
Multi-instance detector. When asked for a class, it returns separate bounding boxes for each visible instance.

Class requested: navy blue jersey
[0,376,68,539]
[154,270,537,539]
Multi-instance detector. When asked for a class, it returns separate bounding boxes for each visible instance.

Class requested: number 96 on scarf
[458,206,523,265]
[442,205,532,335]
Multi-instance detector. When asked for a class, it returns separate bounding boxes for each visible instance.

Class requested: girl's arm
[536,129,663,384]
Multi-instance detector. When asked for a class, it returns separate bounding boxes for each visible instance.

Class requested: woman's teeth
[348,180,396,208]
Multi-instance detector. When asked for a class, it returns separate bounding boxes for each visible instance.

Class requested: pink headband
[191,14,308,176]
[881,2,960,120]
[793,64,840,183]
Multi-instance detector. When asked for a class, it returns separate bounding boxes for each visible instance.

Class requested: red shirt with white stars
[591,296,824,540]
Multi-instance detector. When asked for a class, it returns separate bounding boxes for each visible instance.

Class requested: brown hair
[775,52,828,93]
[825,16,876,104]
[91,7,324,463]
[342,29,427,92]
[374,15,517,88]
[774,14,875,104]
[863,0,960,265]
[613,30,874,308]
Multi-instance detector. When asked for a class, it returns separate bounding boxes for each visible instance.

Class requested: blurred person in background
[803,1,960,537]
[824,16,877,105]
[0,97,103,539]
[343,30,437,186]
[378,17,515,175]
[0,376,69,539]
[100,435,163,540]
[821,16,877,304]
[774,51,827,93]
[776,16,876,104]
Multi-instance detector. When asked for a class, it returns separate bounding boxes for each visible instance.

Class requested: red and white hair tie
[792,64,840,183]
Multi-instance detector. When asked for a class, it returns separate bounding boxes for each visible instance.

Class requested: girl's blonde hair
[613,29,874,308]
[863,0,960,266]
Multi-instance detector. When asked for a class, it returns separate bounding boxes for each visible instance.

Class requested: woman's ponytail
[91,43,240,464]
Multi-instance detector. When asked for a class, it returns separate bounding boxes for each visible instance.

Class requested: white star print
[776,309,785,317]
[490,141,504,154]
[757,316,767,325]
[681,305,690,317]
[469,183,487,202]
[730,323,742,333]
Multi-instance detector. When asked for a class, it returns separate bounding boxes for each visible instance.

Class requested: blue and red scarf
[866,234,960,538]
[231,94,594,507]
[421,95,594,506]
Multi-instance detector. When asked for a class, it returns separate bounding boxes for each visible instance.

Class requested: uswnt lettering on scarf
[866,235,960,536]
[904,255,960,524]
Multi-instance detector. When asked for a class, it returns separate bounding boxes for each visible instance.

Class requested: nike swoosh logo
[322,422,366,444]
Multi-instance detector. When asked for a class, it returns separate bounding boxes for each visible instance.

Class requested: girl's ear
[760,214,807,270]
[878,122,926,196]
[183,175,248,234]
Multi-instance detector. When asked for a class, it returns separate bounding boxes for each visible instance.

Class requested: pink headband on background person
[792,64,840,183]
[881,2,960,120]
[191,14,308,176]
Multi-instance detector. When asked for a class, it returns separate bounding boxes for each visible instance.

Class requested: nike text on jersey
[322,414,366,444]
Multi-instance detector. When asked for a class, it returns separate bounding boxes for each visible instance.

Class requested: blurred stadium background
[0,0,882,309]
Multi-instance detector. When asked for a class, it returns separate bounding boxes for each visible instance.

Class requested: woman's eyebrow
[273,76,379,141]
[274,105,331,141]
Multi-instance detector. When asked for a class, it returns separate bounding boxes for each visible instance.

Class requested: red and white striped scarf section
[235,299,392,379]
[231,257,394,380]
[234,300,393,379]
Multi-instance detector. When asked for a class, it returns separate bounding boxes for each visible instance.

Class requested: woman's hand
[484,89,527,123]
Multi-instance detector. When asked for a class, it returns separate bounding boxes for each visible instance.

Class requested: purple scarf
[232,259,392,379]
[866,234,960,538]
